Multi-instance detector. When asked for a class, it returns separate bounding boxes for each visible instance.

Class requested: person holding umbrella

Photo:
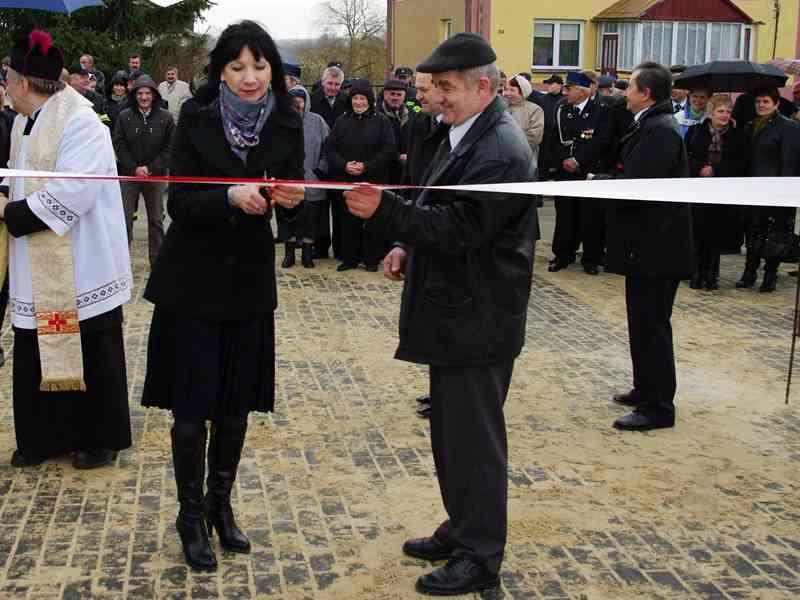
[736,87,800,293]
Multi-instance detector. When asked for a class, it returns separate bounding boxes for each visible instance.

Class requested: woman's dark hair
[509,77,521,91]
[632,61,672,103]
[753,86,780,105]
[195,20,291,113]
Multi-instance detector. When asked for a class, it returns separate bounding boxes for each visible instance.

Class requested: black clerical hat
[9,30,64,82]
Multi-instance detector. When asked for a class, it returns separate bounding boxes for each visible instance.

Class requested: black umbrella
[673,61,788,93]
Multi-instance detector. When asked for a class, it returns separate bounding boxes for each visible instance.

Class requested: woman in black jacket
[736,87,800,292]
[327,79,397,271]
[141,21,305,572]
[685,93,748,290]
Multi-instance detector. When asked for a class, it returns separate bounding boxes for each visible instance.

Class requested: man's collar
[634,103,655,122]
[575,96,590,113]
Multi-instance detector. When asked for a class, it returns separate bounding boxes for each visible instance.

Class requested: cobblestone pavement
[0,202,799,599]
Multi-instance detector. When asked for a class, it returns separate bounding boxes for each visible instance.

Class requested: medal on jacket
[580,129,594,141]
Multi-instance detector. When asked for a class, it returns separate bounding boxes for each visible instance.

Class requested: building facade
[387,0,800,81]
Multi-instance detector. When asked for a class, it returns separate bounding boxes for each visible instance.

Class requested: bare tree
[316,0,386,76]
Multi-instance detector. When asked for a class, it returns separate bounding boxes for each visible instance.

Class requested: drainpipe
[772,0,780,59]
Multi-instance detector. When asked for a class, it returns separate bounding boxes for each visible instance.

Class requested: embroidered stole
[8,86,91,391]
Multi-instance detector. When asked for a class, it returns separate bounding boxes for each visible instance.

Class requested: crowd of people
[0,19,796,598]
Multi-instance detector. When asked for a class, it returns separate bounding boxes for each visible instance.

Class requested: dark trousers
[429,360,514,575]
[741,206,796,277]
[122,181,165,266]
[339,203,383,267]
[314,195,332,256]
[625,277,680,422]
[691,204,722,279]
[552,196,605,266]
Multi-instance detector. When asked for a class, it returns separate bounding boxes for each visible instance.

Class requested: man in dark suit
[310,65,349,259]
[600,61,693,431]
[396,70,448,419]
[344,33,539,596]
[530,74,564,179]
[549,71,611,275]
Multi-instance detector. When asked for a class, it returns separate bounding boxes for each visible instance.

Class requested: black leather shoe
[689,272,703,289]
[417,406,431,419]
[416,395,431,405]
[760,273,777,293]
[402,536,456,561]
[73,449,117,470]
[613,411,674,431]
[337,263,357,272]
[582,264,599,276]
[705,278,719,291]
[281,242,296,269]
[548,260,570,273]
[415,557,499,596]
[301,243,315,268]
[735,272,756,289]
[11,450,45,468]
[612,390,641,407]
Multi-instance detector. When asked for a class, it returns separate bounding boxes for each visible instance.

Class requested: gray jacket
[291,85,330,202]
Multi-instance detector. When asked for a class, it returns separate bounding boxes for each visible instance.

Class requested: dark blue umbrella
[0,0,104,13]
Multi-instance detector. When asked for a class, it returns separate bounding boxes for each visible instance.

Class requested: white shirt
[575,97,590,114]
[449,110,483,151]
[5,99,132,329]
[634,106,651,122]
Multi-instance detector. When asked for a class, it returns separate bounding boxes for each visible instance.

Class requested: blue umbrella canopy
[0,0,104,13]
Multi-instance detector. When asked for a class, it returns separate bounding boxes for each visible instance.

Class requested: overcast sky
[197,0,329,40]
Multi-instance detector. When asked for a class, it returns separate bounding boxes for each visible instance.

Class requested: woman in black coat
[327,78,397,271]
[141,21,305,572]
[685,93,748,290]
[737,87,800,293]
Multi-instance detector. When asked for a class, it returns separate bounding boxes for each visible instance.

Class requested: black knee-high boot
[172,421,217,571]
[204,416,251,553]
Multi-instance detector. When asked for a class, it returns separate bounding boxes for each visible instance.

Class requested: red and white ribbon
[1,168,798,208]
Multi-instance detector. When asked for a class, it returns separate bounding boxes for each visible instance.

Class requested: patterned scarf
[217,82,274,162]
[707,122,728,167]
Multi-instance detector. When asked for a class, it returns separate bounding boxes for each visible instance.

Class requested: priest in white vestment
[0,30,132,469]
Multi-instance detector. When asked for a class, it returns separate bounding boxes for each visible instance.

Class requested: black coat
[368,97,540,366]
[112,106,175,176]
[596,95,634,174]
[144,97,305,321]
[309,88,348,129]
[531,91,564,175]
[685,122,748,178]
[326,109,397,184]
[402,113,448,186]
[742,112,800,226]
[605,101,693,279]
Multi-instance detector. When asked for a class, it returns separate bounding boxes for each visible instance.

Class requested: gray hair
[459,62,501,93]
[9,68,66,96]
[322,66,344,83]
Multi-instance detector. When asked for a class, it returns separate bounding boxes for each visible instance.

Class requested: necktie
[23,111,39,136]
[673,102,681,114]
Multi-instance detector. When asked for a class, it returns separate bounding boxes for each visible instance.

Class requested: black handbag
[754,218,800,261]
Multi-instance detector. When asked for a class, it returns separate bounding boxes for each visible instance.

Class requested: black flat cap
[417,33,497,73]
[383,78,406,91]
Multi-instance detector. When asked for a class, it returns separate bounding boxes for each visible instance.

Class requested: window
[440,19,453,42]
[597,21,754,70]
[533,20,583,69]
[641,21,673,66]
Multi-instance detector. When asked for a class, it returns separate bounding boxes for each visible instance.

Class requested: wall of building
[489,1,798,83]
[389,0,465,73]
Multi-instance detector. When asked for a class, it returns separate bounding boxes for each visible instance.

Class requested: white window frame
[596,20,754,71]
[532,20,585,70]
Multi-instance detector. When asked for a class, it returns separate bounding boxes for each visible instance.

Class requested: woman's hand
[270,184,305,209]
[699,165,714,178]
[345,161,361,176]
[228,184,269,215]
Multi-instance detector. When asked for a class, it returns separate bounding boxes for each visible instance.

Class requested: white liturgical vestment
[4,97,132,329]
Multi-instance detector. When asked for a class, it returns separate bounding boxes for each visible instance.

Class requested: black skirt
[12,307,131,459]
[141,306,276,421]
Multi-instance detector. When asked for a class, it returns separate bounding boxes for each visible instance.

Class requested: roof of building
[595,0,753,23]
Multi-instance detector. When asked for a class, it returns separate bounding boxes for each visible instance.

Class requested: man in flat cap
[344,32,539,595]
[549,71,610,276]
[377,78,414,183]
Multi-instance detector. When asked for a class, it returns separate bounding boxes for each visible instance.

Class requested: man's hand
[699,165,714,178]
[345,161,361,176]
[562,158,578,173]
[352,162,365,176]
[229,184,269,215]
[344,184,382,219]
[135,166,150,177]
[269,184,305,209]
[383,246,407,281]
[399,154,408,162]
